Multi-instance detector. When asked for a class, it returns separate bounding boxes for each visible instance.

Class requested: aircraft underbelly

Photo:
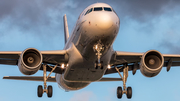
[65,61,105,82]
[56,74,90,91]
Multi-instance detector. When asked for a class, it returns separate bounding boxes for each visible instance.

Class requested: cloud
[158,41,180,54]
[1,0,179,36]
[69,91,97,101]
[112,0,180,21]
[0,0,180,51]
[0,0,78,37]
[73,0,180,21]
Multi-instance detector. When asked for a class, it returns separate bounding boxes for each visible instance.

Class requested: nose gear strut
[93,40,104,69]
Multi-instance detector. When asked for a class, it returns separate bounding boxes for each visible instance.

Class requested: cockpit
[84,7,115,16]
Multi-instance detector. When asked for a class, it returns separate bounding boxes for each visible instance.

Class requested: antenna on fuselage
[63,14,69,44]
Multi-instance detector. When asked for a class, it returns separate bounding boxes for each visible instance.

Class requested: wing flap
[110,51,143,65]
[3,76,56,82]
[163,54,180,61]
[0,59,17,65]
[41,50,68,64]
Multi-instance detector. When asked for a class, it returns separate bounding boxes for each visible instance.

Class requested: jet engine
[18,48,43,75]
[140,50,164,77]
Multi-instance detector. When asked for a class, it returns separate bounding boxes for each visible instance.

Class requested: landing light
[95,45,98,50]
[61,64,65,69]
[108,65,111,69]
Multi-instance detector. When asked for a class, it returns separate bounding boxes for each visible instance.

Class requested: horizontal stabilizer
[3,76,56,82]
[3,76,122,82]
[98,78,122,82]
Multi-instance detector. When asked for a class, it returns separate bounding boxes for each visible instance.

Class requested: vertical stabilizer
[63,14,69,44]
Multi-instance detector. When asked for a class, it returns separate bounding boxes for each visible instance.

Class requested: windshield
[104,7,112,11]
[94,7,103,11]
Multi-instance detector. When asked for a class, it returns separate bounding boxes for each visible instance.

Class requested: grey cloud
[158,40,180,54]
[0,0,17,19]
[0,0,180,37]
[0,0,78,36]
[77,0,180,21]
[91,0,180,21]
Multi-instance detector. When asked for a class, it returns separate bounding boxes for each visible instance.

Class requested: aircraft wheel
[126,87,132,99]
[117,86,123,99]
[37,85,43,97]
[47,85,53,98]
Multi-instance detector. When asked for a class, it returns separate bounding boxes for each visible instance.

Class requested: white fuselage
[56,3,120,91]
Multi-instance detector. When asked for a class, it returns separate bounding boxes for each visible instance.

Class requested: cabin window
[104,7,112,11]
[94,7,103,11]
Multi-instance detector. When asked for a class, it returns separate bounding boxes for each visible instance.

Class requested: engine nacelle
[140,50,164,77]
[18,48,42,75]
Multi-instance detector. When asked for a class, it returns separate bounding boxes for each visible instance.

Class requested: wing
[0,50,68,73]
[0,51,21,65]
[105,50,180,74]
[41,50,68,64]
[110,51,143,65]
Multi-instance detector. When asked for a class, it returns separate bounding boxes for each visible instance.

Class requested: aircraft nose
[96,13,114,30]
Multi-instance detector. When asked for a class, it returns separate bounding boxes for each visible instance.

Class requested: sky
[0,0,180,101]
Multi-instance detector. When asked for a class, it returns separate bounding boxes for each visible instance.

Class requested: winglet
[63,14,69,44]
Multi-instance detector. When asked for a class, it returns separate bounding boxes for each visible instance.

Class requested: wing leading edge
[0,50,68,66]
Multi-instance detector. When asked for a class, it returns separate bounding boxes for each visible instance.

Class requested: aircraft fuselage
[56,3,120,90]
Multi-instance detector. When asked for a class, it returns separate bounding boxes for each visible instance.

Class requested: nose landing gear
[115,64,132,99]
[93,40,104,69]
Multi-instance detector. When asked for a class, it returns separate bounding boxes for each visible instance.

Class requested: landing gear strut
[93,40,104,69]
[115,64,132,99]
[37,64,57,98]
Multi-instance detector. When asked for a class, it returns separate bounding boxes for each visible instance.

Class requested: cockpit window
[94,7,103,11]
[88,8,93,13]
[85,9,90,15]
[104,7,112,11]
[85,8,93,15]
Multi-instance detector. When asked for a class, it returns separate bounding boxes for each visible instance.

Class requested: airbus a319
[1,3,180,99]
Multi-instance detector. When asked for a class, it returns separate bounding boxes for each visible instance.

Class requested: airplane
[1,2,180,99]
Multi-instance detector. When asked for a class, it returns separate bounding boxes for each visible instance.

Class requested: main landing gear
[37,64,57,98]
[115,64,132,99]
[93,40,104,69]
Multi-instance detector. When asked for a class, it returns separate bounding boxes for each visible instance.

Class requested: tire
[117,86,122,99]
[37,85,43,97]
[47,85,53,98]
[126,87,132,99]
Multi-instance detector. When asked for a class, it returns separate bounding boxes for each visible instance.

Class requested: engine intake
[18,48,42,75]
[140,50,164,77]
